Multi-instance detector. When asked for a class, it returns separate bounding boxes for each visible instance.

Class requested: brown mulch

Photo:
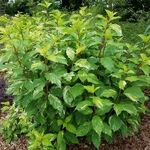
[1,72,150,150]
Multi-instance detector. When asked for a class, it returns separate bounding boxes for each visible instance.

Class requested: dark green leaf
[76,122,92,136]
[65,131,79,144]
[114,101,137,116]
[102,123,112,136]
[109,114,122,132]
[100,57,116,72]
[124,87,146,102]
[92,131,101,149]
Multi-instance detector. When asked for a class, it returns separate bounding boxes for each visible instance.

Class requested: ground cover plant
[0,1,150,150]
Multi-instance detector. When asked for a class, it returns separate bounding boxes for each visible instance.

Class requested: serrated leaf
[48,94,63,112]
[100,57,116,72]
[92,116,103,136]
[124,87,146,102]
[109,114,122,132]
[76,122,92,136]
[114,101,137,116]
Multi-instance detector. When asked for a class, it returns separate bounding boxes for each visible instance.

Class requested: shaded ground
[0,72,150,150]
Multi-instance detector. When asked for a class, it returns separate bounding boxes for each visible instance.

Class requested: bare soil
[1,72,150,150]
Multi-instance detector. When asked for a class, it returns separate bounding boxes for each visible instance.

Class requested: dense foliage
[0,2,150,149]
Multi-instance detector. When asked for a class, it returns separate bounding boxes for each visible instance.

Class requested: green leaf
[45,73,61,88]
[64,131,79,144]
[79,107,93,115]
[75,100,93,111]
[102,123,112,136]
[75,59,92,70]
[48,94,63,112]
[92,116,103,136]
[125,76,140,82]
[70,83,84,99]
[109,114,122,132]
[140,65,150,76]
[100,89,117,99]
[87,73,99,84]
[66,47,75,61]
[92,131,101,149]
[47,54,67,65]
[100,57,116,72]
[76,45,85,55]
[124,87,146,102]
[119,80,126,90]
[76,122,92,136]
[63,86,74,106]
[66,123,76,134]
[114,101,137,116]
[78,70,87,82]
[57,131,66,150]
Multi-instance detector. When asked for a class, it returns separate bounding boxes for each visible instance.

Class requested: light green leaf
[92,96,103,108]
[92,116,103,136]
[110,24,122,36]
[125,76,140,82]
[78,70,87,82]
[66,123,76,134]
[76,122,92,136]
[48,94,63,112]
[56,55,67,65]
[119,80,126,90]
[75,59,91,70]
[124,87,146,102]
[109,114,122,132]
[140,65,150,76]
